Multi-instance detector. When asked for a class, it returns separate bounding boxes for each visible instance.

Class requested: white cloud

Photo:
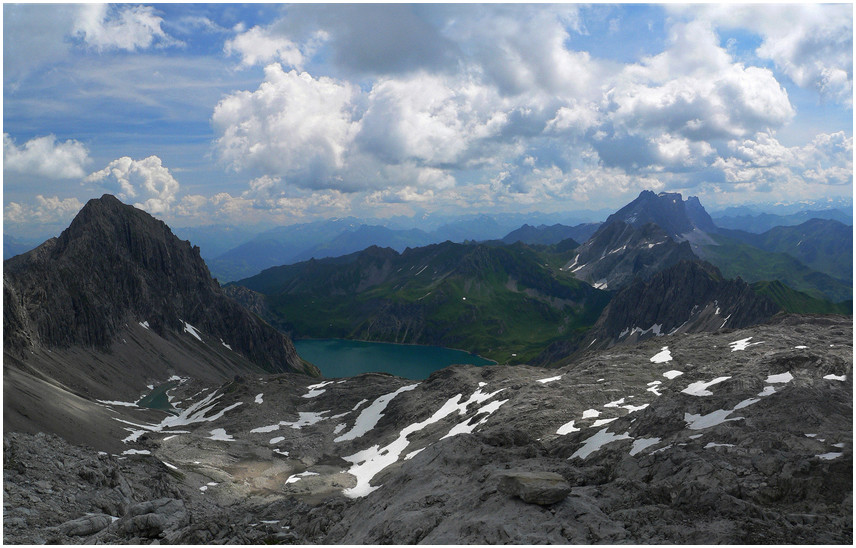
[4,195,84,224]
[4,133,90,179]
[225,25,315,68]
[72,4,179,51]
[211,64,359,189]
[675,4,853,106]
[84,156,180,214]
[358,73,509,167]
[607,21,794,142]
[713,131,853,192]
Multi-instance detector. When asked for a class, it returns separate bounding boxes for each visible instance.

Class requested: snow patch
[823,374,846,381]
[663,370,683,380]
[335,384,419,442]
[729,337,762,352]
[604,398,625,408]
[684,409,744,430]
[342,386,506,498]
[758,386,776,397]
[302,381,335,399]
[704,442,735,449]
[269,436,285,444]
[208,428,235,441]
[255,393,264,404]
[221,340,232,351]
[251,411,330,434]
[403,448,425,461]
[816,452,843,460]
[182,321,203,342]
[582,409,600,419]
[622,404,649,413]
[629,437,661,456]
[570,428,631,460]
[285,471,319,484]
[139,321,150,330]
[650,347,672,363]
[681,376,731,397]
[537,375,562,384]
[794,345,808,349]
[121,449,150,456]
[591,417,618,427]
[765,371,793,384]
[556,420,580,435]
[273,449,289,457]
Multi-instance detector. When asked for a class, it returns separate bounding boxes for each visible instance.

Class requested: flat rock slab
[497,471,571,505]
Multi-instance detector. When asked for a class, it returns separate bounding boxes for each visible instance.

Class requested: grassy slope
[699,234,852,303]
[241,241,610,364]
[751,280,852,315]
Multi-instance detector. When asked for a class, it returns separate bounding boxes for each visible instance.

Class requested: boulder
[497,471,571,505]
[58,514,114,536]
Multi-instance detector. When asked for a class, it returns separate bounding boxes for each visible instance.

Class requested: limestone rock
[497,471,571,505]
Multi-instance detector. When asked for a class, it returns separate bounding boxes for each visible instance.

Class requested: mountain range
[3,191,851,545]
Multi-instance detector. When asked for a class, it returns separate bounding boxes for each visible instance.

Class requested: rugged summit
[606,190,715,239]
[4,195,312,376]
[562,221,696,290]
[4,195,317,450]
[581,260,782,350]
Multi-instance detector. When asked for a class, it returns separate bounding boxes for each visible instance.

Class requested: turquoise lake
[293,339,496,380]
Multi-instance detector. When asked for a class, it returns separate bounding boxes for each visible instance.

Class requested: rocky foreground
[4,315,852,544]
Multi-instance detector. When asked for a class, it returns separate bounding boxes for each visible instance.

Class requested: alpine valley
[3,192,852,544]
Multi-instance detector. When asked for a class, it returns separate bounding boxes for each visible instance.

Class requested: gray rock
[497,471,571,505]
[58,513,114,536]
[119,498,188,538]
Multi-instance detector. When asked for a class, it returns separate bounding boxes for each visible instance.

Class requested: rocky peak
[4,194,316,376]
[563,221,696,290]
[581,259,781,350]
[606,190,716,240]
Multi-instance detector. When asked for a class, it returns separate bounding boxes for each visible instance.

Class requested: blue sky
[3,3,853,237]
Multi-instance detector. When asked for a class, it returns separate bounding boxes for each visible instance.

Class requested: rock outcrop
[581,260,781,350]
[563,221,697,290]
[3,194,314,377]
[5,315,850,544]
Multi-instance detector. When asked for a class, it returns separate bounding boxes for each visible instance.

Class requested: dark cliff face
[3,194,316,376]
[605,190,717,239]
[582,260,781,350]
[564,221,697,290]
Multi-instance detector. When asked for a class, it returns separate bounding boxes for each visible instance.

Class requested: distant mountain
[501,223,600,246]
[580,260,781,351]
[605,190,712,239]
[719,219,852,283]
[3,234,41,260]
[751,280,852,315]
[209,215,561,282]
[229,241,610,364]
[696,233,852,303]
[171,224,259,261]
[289,224,434,263]
[562,221,697,290]
[712,208,852,233]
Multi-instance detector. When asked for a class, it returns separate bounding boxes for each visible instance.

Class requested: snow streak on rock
[335,384,419,443]
[650,347,672,363]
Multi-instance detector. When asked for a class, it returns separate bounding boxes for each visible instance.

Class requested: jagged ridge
[3,194,315,376]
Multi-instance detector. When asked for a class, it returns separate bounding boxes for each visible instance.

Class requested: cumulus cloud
[4,133,90,179]
[212,65,359,189]
[4,195,84,224]
[224,25,315,68]
[674,4,853,106]
[712,131,853,192]
[357,73,509,167]
[84,156,179,214]
[606,21,794,143]
[72,4,179,51]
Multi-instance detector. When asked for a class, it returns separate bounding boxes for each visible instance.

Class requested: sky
[3,3,853,238]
